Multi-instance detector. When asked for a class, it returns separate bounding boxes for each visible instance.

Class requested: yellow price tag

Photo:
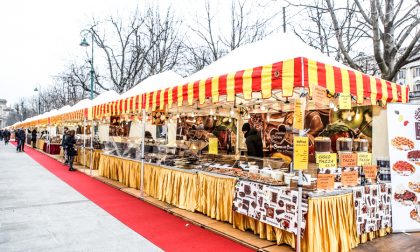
[208,138,218,155]
[357,152,372,166]
[293,136,309,170]
[339,93,352,110]
[316,153,337,169]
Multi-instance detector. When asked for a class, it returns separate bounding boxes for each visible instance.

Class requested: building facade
[0,99,11,128]
[395,60,420,102]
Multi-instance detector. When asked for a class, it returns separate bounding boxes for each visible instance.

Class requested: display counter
[75,147,102,170]
[96,150,391,252]
[45,144,61,155]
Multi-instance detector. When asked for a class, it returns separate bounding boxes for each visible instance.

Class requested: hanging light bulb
[347,112,352,121]
[329,101,335,109]
[213,115,217,120]
[191,112,195,118]
[209,108,214,115]
[355,108,361,120]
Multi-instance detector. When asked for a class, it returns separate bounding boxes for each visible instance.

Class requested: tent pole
[83,118,86,174]
[140,109,146,199]
[296,58,306,252]
[90,119,93,177]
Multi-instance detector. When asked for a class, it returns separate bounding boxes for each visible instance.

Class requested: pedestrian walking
[31,128,38,148]
[65,130,77,171]
[0,129,4,141]
[19,129,26,152]
[61,127,69,164]
[3,130,10,145]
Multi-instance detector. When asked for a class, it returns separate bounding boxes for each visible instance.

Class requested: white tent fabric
[119,71,184,99]
[90,90,120,106]
[184,33,350,83]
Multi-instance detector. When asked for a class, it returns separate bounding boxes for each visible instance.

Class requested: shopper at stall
[241,123,263,157]
[3,130,10,145]
[65,130,77,171]
[0,129,3,141]
[61,127,69,164]
[19,128,26,152]
[31,128,38,148]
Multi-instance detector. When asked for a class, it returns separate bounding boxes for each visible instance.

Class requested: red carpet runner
[22,145,252,252]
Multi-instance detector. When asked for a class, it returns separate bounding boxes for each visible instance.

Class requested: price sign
[339,153,357,167]
[316,153,337,169]
[339,93,352,110]
[208,138,218,155]
[293,99,306,130]
[317,174,335,190]
[363,165,377,180]
[341,171,359,186]
[313,85,328,108]
[293,136,309,170]
[357,152,372,166]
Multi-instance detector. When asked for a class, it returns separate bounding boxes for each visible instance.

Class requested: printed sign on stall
[387,104,420,233]
[357,152,372,166]
[293,99,305,130]
[293,136,309,170]
[341,171,359,186]
[208,138,218,155]
[363,165,377,180]
[316,153,337,169]
[339,153,357,167]
[339,93,352,110]
[316,174,335,190]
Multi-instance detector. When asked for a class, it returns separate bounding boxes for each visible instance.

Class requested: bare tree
[185,0,280,73]
[290,0,420,80]
[87,6,184,93]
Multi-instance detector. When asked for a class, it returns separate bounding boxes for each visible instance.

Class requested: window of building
[416,81,420,92]
[398,69,406,79]
[413,67,420,78]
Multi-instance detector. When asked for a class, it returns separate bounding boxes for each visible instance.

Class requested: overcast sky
[0,0,235,106]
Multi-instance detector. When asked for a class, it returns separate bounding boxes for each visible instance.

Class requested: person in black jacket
[242,123,263,158]
[61,127,69,164]
[20,129,26,152]
[31,128,38,148]
[65,130,77,171]
[3,130,10,145]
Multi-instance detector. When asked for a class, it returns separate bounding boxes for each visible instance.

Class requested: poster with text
[387,103,420,233]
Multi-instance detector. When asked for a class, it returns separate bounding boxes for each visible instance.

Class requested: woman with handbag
[65,130,77,171]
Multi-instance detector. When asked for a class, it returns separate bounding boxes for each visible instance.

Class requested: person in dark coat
[31,128,38,148]
[65,130,77,171]
[0,129,3,141]
[241,123,263,158]
[19,129,26,152]
[61,127,69,164]
[3,130,10,145]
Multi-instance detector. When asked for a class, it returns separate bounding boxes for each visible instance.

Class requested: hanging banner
[387,103,420,233]
[293,99,306,130]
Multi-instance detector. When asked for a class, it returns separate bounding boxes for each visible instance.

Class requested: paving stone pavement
[0,143,162,252]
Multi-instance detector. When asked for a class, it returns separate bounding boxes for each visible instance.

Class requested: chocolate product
[271,192,278,203]
[278,200,285,207]
[353,138,369,152]
[315,137,331,153]
[267,207,274,218]
[244,185,251,195]
[337,137,353,152]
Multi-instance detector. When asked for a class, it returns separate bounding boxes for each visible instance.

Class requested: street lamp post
[80,30,95,177]
[34,87,41,115]
[80,32,94,100]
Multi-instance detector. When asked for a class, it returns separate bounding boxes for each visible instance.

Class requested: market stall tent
[129,33,408,113]
[93,71,185,119]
